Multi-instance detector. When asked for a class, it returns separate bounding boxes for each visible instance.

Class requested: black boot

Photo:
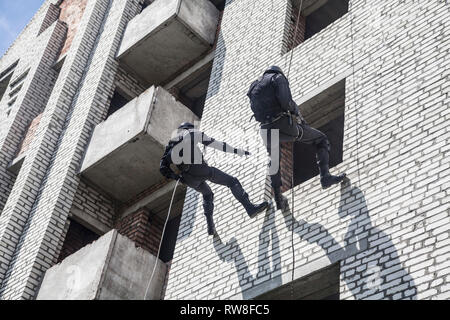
[275,193,289,211]
[316,142,346,189]
[274,187,289,211]
[203,194,216,236]
[205,214,216,236]
[231,183,269,218]
[320,173,347,189]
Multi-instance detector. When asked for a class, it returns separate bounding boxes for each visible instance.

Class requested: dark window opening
[304,0,349,40]
[0,62,17,102]
[255,263,340,300]
[159,215,181,263]
[140,0,153,12]
[288,0,349,50]
[107,89,132,118]
[57,218,100,263]
[143,187,186,263]
[170,61,213,119]
[210,0,226,11]
[293,79,346,186]
[0,73,13,102]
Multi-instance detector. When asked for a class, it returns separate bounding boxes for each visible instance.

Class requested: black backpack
[247,74,281,123]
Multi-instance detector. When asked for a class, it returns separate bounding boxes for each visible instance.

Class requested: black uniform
[247,66,346,209]
[160,126,268,235]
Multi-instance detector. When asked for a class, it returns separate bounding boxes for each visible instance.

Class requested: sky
[0,0,45,57]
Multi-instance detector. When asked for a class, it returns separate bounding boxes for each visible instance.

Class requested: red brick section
[288,7,306,51]
[16,113,43,158]
[115,209,164,257]
[279,6,306,192]
[58,0,88,58]
[280,142,294,193]
[57,219,99,263]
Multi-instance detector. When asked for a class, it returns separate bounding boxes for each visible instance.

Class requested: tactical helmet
[265,65,284,75]
[178,122,194,130]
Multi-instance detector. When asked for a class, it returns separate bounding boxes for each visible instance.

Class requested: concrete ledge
[117,0,219,85]
[37,230,167,300]
[80,86,198,202]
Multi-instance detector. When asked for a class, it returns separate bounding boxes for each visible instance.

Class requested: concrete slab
[117,0,219,85]
[37,230,167,300]
[80,86,198,203]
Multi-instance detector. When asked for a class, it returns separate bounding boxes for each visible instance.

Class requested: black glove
[238,149,251,156]
[169,173,181,181]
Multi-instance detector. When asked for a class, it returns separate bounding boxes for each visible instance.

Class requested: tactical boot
[247,201,270,219]
[231,183,269,218]
[320,173,347,189]
[274,192,289,211]
[205,215,216,236]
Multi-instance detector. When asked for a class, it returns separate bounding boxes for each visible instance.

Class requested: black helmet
[265,65,284,75]
[178,122,194,130]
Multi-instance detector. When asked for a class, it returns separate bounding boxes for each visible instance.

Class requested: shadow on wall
[212,180,417,300]
[281,181,417,299]
[177,189,200,242]
[213,207,282,299]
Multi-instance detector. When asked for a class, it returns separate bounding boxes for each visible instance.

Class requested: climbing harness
[143,179,180,300]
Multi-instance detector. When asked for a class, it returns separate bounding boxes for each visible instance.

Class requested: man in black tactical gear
[160,122,269,236]
[248,66,346,211]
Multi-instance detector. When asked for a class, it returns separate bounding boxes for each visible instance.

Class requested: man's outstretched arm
[201,131,250,156]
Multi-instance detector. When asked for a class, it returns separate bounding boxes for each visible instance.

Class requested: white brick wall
[0,0,141,299]
[0,0,447,300]
[165,0,450,300]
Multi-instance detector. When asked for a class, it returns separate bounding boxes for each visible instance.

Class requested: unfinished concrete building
[0,0,448,300]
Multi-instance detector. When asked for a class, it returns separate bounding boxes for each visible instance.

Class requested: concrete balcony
[80,86,198,202]
[117,0,220,85]
[37,230,167,300]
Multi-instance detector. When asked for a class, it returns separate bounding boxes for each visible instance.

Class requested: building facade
[0,0,448,300]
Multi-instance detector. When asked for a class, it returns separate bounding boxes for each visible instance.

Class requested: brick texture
[164,0,450,301]
[56,219,99,263]
[58,0,89,58]
[115,209,164,257]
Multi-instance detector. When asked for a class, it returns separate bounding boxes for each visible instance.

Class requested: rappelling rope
[285,0,304,301]
[144,1,259,300]
[143,179,180,300]
[349,0,362,188]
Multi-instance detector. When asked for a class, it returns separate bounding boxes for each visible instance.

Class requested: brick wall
[165,0,450,300]
[57,219,99,263]
[115,209,164,257]
[0,0,142,300]
[58,0,89,58]
[71,180,116,229]
[15,113,43,159]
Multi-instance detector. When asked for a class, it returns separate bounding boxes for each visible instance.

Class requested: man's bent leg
[208,167,269,218]
[261,126,297,211]
[299,124,346,189]
[187,180,216,235]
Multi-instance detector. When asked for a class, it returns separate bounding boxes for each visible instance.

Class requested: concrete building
[0,0,448,300]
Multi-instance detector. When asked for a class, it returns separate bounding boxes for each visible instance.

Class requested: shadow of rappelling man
[281,181,417,299]
[160,122,269,236]
[247,66,346,211]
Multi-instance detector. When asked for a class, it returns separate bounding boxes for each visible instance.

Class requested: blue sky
[0,0,45,57]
